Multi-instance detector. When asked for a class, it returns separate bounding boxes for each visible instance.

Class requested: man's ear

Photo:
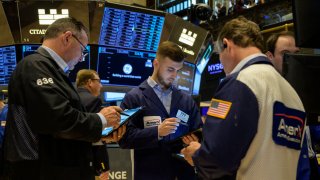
[153,59,159,68]
[265,51,274,61]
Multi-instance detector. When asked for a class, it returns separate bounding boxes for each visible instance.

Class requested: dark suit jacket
[3,47,102,180]
[77,88,110,173]
[119,80,203,180]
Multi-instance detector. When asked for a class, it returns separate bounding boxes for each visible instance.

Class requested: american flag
[207,99,232,119]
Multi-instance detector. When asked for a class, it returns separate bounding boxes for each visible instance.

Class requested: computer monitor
[21,44,41,58]
[196,43,213,74]
[293,0,320,48]
[99,2,165,50]
[173,61,195,94]
[199,53,226,101]
[0,45,17,85]
[97,2,165,87]
[283,53,320,124]
[103,91,126,102]
[96,46,154,87]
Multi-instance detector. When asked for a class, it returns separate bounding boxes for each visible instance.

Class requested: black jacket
[77,87,110,173]
[3,47,102,179]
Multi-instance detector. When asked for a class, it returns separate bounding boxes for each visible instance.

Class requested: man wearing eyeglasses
[2,18,122,180]
[76,69,127,180]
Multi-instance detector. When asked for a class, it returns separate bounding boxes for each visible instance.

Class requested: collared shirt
[41,46,107,129]
[41,45,70,73]
[230,53,267,75]
[147,77,172,114]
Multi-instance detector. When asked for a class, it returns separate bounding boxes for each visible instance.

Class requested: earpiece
[223,44,227,49]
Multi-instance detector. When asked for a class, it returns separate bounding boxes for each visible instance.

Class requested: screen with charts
[0,45,16,85]
[97,46,154,86]
[96,2,165,87]
[99,2,165,50]
[173,61,195,94]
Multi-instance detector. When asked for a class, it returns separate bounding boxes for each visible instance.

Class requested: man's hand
[99,170,109,180]
[101,125,126,143]
[158,118,179,137]
[182,133,199,145]
[181,141,201,166]
[99,106,122,128]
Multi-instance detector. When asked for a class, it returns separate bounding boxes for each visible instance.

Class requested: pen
[101,162,105,170]
[120,112,130,116]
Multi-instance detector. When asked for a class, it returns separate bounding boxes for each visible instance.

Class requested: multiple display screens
[97,2,165,87]
[1,2,201,95]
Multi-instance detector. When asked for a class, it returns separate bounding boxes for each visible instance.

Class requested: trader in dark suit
[76,69,126,180]
[2,17,122,180]
[119,41,203,180]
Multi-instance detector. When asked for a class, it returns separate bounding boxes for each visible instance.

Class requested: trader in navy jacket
[119,41,203,180]
[181,17,309,180]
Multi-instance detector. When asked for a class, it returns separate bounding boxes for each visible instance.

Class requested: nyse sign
[107,147,132,180]
[109,171,127,180]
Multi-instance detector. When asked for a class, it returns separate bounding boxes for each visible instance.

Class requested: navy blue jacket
[119,80,202,180]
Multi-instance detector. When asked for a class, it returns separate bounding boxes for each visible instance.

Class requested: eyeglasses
[91,78,101,83]
[71,34,88,62]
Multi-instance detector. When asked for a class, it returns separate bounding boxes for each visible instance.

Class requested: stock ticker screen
[0,45,16,85]
[98,3,165,50]
[97,3,165,87]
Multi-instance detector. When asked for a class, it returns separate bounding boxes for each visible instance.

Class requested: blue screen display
[97,4,165,87]
[22,44,40,58]
[0,45,16,85]
[99,5,165,51]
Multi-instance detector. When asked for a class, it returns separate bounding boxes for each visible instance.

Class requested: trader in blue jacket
[181,16,310,180]
[119,41,203,180]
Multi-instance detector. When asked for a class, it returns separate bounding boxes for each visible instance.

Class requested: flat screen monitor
[21,44,41,58]
[196,43,213,74]
[168,17,209,63]
[173,61,195,94]
[97,2,165,87]
[103,91,126,102]
[0,45,17,85]
[283,53,320,124]
[99,2,165,51]
[96,46,154,87]
[199,53,226,101]
[293,0,320,48]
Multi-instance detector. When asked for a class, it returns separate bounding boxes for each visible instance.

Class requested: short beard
[157,73,171,89]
